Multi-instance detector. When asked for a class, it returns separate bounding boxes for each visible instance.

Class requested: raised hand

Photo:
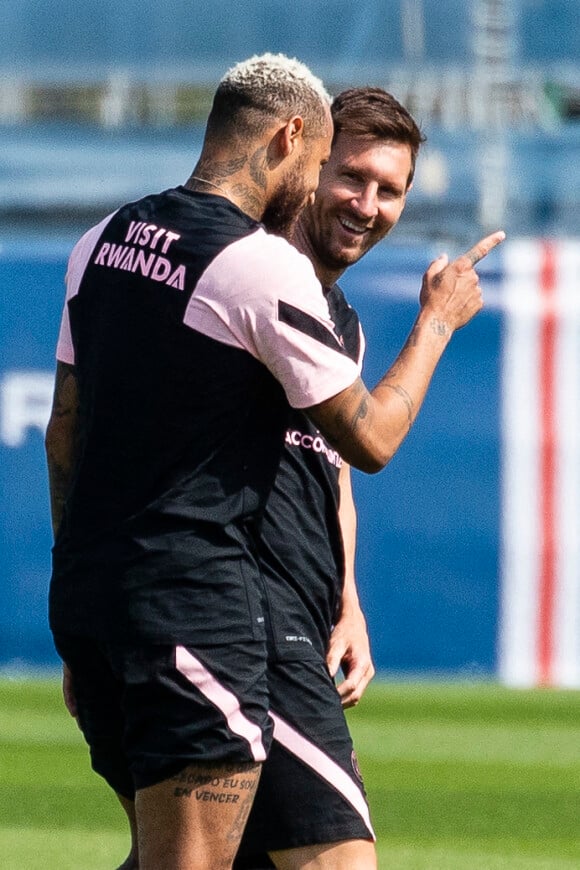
[419,230,506,332]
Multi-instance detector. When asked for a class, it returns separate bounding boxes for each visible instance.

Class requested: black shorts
[233,656,375,866]
[53,633,273,797]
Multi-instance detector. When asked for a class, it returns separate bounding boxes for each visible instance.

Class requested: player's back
[50,187,289,643]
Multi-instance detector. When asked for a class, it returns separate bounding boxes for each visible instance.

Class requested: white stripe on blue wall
[499,240,580,687]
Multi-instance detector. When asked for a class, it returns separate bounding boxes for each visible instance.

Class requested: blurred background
[1,0,579,684]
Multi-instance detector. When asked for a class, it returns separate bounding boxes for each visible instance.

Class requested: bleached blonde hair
[207,52,332,140]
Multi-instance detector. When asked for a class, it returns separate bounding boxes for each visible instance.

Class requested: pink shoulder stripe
[56,211,117,364]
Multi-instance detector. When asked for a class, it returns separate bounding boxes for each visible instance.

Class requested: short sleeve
[56,211,118,364]
[183,229,360,408]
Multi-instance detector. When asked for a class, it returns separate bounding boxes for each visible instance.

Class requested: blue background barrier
[0,242,69,669]
[0,235,503,675]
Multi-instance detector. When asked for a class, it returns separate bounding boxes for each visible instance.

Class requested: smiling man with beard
[235,88,502,870]
[297,90,419,273]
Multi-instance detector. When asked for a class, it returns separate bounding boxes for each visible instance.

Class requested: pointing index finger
[461,230,506,267]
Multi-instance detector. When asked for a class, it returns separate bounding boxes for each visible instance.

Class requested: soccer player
[47,60,504,870]
[233,87,475,869]
[46,52,334,870]
[233,88,424,869]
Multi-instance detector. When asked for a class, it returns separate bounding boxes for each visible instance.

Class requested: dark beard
[261,166,308,239]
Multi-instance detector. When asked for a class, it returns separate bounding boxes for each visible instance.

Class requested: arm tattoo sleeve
[46,363,80,537]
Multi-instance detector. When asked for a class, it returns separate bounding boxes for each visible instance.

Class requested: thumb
[326,640,342,678]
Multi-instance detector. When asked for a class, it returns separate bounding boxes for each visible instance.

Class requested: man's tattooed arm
[307,378,389,474]
[306,311,457,473]
[45,361,80,538]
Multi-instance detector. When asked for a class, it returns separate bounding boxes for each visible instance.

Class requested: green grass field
[1,678,580,869]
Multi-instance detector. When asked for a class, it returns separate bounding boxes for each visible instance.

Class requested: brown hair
[331,87,425,186]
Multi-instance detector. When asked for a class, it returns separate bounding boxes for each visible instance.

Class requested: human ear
[279,115,305,156]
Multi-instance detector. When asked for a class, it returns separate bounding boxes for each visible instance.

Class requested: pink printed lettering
[151,257,172,282]
[94,243,109,265]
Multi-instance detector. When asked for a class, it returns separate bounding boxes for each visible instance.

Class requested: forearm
[337,462,359,607]
[329,462,374,704]
[308,309,450,474]
[47,443,74,537]
[45,362,80,538]
[307,230,507,473]
[369,304,452,452]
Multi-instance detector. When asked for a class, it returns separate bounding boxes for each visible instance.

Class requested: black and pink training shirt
[49,187,360,645]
